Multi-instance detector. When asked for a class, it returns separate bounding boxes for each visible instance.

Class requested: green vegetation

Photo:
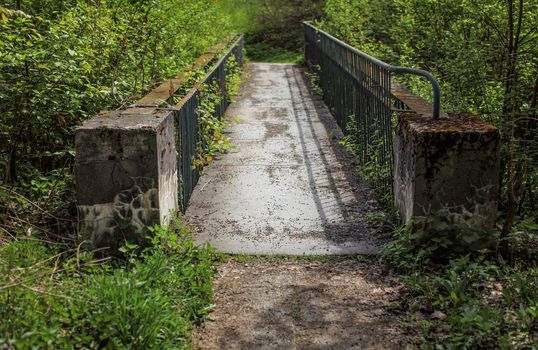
[0,1,231,183]
[192,54,243,168]
[318,1,538,348]
[0,216,218,349]
[218,0,324,63]
[340,113,395,204]
[382,214,537,349]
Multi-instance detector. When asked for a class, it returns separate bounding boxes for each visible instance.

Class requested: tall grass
[0,217,217,349]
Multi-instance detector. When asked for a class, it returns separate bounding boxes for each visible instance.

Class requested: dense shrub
[0,0,230,183]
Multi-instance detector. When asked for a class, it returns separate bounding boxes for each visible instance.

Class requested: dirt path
[193,258,407,349]
[189,63,403,348]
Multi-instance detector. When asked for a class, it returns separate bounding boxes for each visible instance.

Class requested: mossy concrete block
[394,113,500,227]
[75,108,178,250]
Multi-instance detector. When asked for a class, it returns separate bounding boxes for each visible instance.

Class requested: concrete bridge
[186,63,380,255]
[74,25,500,254]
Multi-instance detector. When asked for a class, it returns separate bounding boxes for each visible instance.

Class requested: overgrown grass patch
[0,216,218,349]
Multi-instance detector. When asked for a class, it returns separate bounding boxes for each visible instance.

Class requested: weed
[304,66,323,96]
[382,214,537,348]
[383,212,499,271]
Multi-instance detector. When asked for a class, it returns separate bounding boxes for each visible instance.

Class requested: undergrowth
[0,215,217,349]
[217,0,322,63]
[381,212,538,349]
[246,42,304,64]
[194,53,243,168]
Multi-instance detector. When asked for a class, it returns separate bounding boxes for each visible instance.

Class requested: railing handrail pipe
[304,21,441,119]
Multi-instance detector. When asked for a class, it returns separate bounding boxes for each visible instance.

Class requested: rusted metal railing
[136,34,244,211]
[304,22,442,197]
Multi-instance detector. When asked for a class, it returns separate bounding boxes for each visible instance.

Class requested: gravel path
[193,258,407,349]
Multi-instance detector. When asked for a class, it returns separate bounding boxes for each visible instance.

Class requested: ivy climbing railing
[303,22,442,199]
[135,34,244,211]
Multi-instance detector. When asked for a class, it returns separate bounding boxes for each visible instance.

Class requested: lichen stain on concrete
[395,110,500,227]
[78,177,159,249]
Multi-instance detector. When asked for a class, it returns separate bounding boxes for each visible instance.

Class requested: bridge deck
[186,63,381,255]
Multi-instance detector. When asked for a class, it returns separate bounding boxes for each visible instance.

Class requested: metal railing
[304,22,441,196]
[173,35,244,211]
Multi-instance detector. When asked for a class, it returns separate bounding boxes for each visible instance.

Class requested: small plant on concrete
[196,80,232,165]
[194,52,243,169]
[304,65,323,97]
[225,54,243,103]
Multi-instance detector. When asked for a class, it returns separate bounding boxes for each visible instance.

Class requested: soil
[192,258,408,350]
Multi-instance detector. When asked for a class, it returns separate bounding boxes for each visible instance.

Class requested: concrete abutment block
[394,113,501,228]
[75,108,178,250]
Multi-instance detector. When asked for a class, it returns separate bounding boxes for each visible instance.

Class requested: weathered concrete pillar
[394,113,500,227]
[75,107,178,249]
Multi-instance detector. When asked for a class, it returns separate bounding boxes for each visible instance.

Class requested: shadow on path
[186,63,382,255]
[193,259,407,350]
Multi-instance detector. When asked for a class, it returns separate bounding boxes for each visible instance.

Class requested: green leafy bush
[383,212,499,270]
[0,1,230,183]
[381,215,537,348]
[398,257,537,349]
[340,113,395,204]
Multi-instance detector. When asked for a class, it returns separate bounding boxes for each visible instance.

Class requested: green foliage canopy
[0,0,231,182]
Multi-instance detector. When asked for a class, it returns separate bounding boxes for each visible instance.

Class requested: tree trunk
[4,145,17,183]
[501,0,525,238]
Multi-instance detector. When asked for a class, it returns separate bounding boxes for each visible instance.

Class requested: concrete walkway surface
[185,63,381,255]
